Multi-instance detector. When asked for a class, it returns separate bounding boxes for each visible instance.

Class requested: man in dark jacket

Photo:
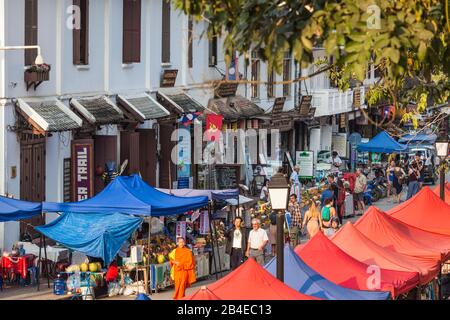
[226,217,248,270]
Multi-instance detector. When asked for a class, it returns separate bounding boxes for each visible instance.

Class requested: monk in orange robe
[170,237,196,299]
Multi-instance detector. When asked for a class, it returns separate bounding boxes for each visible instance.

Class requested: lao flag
[205,114,223,142]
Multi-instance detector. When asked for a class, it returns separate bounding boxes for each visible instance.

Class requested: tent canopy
[204,258,319,300]
[332,222,440,285]
[157,188,239,202]
[387,187,450,235]
[294,231,419,298]
[43,175,209,216]
[357,131,407,153]
[265,245,390,300]
[182,286,222,300]
[354,206,450,262]
[433,183,450,205]
[36,212,142,265]
[0,196,42,222]
[398,133,437,144]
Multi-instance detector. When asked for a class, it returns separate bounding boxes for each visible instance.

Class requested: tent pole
[42,234,50,288]
[439,263,443,300]
[207,202,218,280]
[37,233,42,292]
[211,201,223,279]
[147,217,152,296]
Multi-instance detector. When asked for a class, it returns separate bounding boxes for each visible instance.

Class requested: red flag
[206,114,223,142]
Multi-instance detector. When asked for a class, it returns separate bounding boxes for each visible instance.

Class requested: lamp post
[435,135,449,202]
[268,171,289,282]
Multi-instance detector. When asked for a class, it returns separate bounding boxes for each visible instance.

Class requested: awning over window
[16,98,83,133]
[70,96,124,125]
[207,95,265,120]
[117,93,170,122]
[157,88,204,114]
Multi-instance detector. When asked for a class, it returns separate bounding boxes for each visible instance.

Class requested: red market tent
[183,286,222,300]
[354,206,450,262]
[387,187,450,235]
[294,231,419,298]
[204,258,319,300]
[331,222,440,285]
[432,183,450,205]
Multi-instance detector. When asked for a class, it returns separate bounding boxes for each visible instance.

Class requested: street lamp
[435,135,449,202]
[268,170,289,282]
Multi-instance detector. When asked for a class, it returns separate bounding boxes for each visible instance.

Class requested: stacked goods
[146,236,176,265]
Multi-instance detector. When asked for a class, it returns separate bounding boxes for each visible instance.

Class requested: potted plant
[24,63,51,83]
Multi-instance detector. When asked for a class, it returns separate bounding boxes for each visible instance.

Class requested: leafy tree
[173,0,449,127]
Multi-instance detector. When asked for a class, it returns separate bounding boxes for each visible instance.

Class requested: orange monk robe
[170,247,196,299]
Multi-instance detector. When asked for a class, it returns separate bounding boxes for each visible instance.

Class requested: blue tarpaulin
[43,175,209,216]
[36,212,142,265]
[399,133,437,144]
[0,196,42,222]
[157,188,239,201]
[357,131,407,153]
[265,245,391,300]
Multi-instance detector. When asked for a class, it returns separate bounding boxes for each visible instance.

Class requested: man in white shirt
[245,218,269,265]
[330,151,343,175]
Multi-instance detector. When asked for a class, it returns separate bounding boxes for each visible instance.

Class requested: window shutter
[73,0,89,65]
[123,0,141,63]
[24,0,38,66]
[161,0,171,63]
[208,33,217,66]
[72,0,81,64]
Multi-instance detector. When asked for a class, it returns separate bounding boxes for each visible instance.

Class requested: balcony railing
[311,86,365,117]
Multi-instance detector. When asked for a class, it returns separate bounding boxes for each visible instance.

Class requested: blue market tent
[398,133,437,144]
[157,188,239,202]
[357,131,407,153]
[0,196,42,222]
[36,212,142,265]
[43,174,209,216]
[265,245,391,300]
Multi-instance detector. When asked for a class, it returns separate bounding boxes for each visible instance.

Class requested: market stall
[357,131,407,154]
[265,245,390,300]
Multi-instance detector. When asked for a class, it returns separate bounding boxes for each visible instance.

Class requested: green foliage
[173,0,450,114]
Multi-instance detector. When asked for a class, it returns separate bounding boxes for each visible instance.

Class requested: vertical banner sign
[177,127,191,188]
[176,221,187,240]
[199,211,210,235]
[296,151,314,178]
[71,140,94,202]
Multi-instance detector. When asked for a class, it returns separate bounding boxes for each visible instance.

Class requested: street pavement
[0,174,448,300]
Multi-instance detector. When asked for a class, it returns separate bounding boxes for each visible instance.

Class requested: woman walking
[321,198,337,229]
[302,200,323,239]
[386,160,396,201]
[392,162,406,203]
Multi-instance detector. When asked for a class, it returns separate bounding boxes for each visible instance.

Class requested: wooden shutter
[93,135,117,194]
[123,0,141,63]
[161,0,171,63]
[24,0,38,66]
[188,15,193,68]
[73,0,89,65]
[138,129,157,186]
[120,131,140,175]
[208,35,217,66]
[159,124,176,188]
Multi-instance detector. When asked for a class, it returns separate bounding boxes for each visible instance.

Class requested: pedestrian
[321,198,337,229]
[302,199,323,239]
[170,237,196,300]
[288,194,302,247]
[226,217,248,270]
[245,218,269,265]
[268,210,277,257]
[406,152,423,200]
[260,179,270,202]
[417,152,425,189]
[354,168,367,215]
[324,217,340,237]
[290,165,302,201]
[330,151,343,176]
[321,184,334,207]
[336,179,346,225]
[386,160,396,201]
[393,161,406,203]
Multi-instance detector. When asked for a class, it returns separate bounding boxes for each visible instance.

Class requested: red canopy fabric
[432,183,450,205]
[354,206,450,262]
[331,222,440,285]
[294,231,419,298]
[387,187,450,235]
[206,258,319,300]
[183,286,222,300]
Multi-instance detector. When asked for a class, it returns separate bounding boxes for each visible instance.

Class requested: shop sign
[298,95,313,116]
[199,211,210,235]
[214,82,239,98]
[353,87,361,108]
[177,127,191,189]
[272,97,286,114]
[160,69,178,87]
[339,113,347,129]
[371,153,382,164]
[271,119,293,131]
[176,221,187,239]
[71,140,94,202]
[295,151,314,178]
[332,133,348,158]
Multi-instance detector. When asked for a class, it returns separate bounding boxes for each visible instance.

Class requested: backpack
[322,206,331,221]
